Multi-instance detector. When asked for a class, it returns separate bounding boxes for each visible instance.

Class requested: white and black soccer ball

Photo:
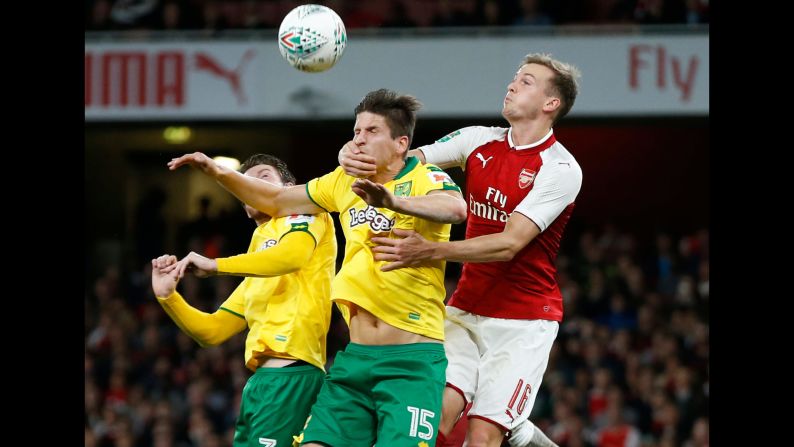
[277,4,347,73]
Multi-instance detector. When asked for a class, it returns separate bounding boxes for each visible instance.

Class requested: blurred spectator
[133,187,168,268]
[87,223,708,445]
[88,0,115,30]
[179,195,210,245]
[684,0,709,24]
[110,0,160,29]
[652,232,679,295]
[545,0,589,24]
[431,0,474,27]
[240,0,268,29]
[514,0,553,25]
[198,0,229,33]
[601,0,637,23]
[596,398,641,446]
[474,0,503,26]
[157,0,205,30]
[683,416,708,447]
[160,1,183,30]
[634,0,687,24]
[87,0,707,32]
[588,367,613,422]
[599,293,637,331]
[381,0,417,27]
[326,0,383,28]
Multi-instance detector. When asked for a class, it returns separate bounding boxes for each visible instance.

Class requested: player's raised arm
[151,254,246,347]
[168,152,321,217]
[351,178,466,224]
[372,213,542,272]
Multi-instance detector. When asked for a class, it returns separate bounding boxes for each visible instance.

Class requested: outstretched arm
[371,213,541,271]
[351,178,467,224]
[165,231,317,279]
[151,255,247,347]
[163,251,218,279]
[215,231,315,277]
[168,152,322,216]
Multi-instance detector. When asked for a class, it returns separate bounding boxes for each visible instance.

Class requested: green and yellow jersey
[306,156,460,340]
[157,213,336,371]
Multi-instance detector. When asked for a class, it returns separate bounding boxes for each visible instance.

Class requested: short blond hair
[521,53,581,125]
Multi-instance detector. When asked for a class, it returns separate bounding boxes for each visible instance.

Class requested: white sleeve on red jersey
[418,126,507,170]
[513,147,582,232]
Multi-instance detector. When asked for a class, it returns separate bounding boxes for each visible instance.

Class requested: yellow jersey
[306,157,460,340]
[216,213,336,371]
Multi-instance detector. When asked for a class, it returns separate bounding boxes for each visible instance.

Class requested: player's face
[242,164,285,220]
[353,112,405,168]
[502,63,557,122]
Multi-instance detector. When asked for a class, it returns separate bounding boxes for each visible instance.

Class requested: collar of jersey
[393,156,419,181]
[508,128,557,153]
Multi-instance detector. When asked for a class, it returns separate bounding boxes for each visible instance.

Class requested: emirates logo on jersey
[518,168,536,189]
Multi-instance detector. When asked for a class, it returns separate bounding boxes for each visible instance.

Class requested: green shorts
[233,364,325,447]
[300,342,447,447]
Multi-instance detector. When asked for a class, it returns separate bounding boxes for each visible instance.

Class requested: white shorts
[444,306,559,432]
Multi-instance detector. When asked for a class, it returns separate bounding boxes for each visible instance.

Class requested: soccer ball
[278,4,347,73]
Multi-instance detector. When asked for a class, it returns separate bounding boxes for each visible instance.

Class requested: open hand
[167,152,222,177]
[339,141,376,177]
[352,179,398,209]
[370,229,435,272]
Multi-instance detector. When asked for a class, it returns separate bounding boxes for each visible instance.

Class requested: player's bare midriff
[258,357,299,368]
[347,303,441,346]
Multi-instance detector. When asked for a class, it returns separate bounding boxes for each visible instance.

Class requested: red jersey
[420,126,582,320]
[598,425,641,447]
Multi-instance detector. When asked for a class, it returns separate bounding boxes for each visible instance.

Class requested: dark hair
[354,88,422,147]
[239,153,296,185]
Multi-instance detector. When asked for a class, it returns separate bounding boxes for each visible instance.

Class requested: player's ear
[396,135,409,156]
[543,97,561,114]
[284,182,295,187]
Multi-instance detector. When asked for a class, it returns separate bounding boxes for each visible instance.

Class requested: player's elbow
[193,327,229,347]
[493,250,516,262]
[276,251,313,275]
[196,339,216,348]
[278,262,303,275]
[448,200,468,223]
[248,198,277,217]
[493,240,524,261]
[195,335,223,348]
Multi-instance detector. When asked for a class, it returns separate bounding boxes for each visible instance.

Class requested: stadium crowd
[86,214,709,446]
[86,0,709,32]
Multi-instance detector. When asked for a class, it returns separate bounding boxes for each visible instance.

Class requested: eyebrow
[354,125,381,132]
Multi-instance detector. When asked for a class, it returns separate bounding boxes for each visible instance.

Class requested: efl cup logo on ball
[278,4,347,73]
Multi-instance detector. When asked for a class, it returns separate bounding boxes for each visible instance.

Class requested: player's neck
[510,121,553,147]
[255,215,272,226]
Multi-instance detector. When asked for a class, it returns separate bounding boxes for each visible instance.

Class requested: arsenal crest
[518,168,536,189]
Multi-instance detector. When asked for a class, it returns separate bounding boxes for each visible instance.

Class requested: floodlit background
[85,1,709,446]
